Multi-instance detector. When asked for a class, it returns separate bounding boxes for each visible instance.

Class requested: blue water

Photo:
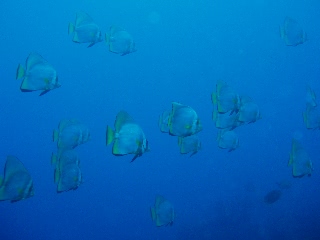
[1,0,320,239]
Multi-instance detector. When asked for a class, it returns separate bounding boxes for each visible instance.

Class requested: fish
[105,26,136,56]
[303,107,320,130]
[212,108,243,130]
[168,102,202,137]
[68,11,103,47]
[16,52,60,96]
[237,96,261,123]
[264,190,282,204]
[0,156,34,202]
[106,111,149,162]
[51,149,80,168]
[178,134,201,157]
[280,16,307,46]
[150,195,174,227]
[52,150,82,192]
[217,129,239,152]
[212,80,240,114]
[288,138,313,178]
[158,110,171,133]
[54,162,82,193]
[306,85,317,108]
[53,119,90,150]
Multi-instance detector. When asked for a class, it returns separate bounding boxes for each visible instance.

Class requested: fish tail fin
[212,109,218,122]
[150,207,156,221]
[211,92,217,104]
[16,64,25,79]
[106,126,114,145]
[54,167,60,184]
[53,129,59,142]
[105,33,110,44]
[279,25,284,39]
[68,23,75,35]
[51,152,57,166]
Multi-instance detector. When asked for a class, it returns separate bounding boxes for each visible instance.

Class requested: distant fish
[168,102,202,137]
[178,134,201,157]
[212,108,243,130]
[305,85,317,108]
[0,156,34,202]
[52,149,82,193]
[105,26,136,56]
[288,138,313,178]
[217,129,239,152]
[212,80,240,114]
[16,52,60,96]
[303,107,320,130]
[237,96,261,124]
[53,119,90,151]
[106,111,149,162]
[264,189,282,204]
[280,16,307,46]
[150,195,174,227]
[68,11,103,47]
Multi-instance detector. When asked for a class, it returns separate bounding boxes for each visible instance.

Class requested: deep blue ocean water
[1,0,320,239]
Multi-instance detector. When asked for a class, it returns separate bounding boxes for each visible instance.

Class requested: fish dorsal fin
[171,102,185,120]
[4,156,28,182]
[59,119,79,131]
[26,52,47,70]
[155,195,166,207]
[110,25,125,35]
[115,111,135,132]
[216,80,226,95]
[75,11,94,27]
[240,95,253,105]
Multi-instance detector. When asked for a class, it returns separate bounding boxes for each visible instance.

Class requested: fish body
[150,195,174,227]
[303,107,320,130]
[16,53,60,96]
[68,11,103,47]
[212,80,240,114]
[217,129,239,152]
[106,111,149,161]
[288,138,313,178]
[0,156,34,202]
[52,149,82,192]
[105,26,136,55]
[212,108,242,130]
[55,162,82,193]
[168,102,202,137]
[306,86,317,108]
[53,119,90,150]
[280,16,307,46]
[237,96,261,123]
[178,134,201,156]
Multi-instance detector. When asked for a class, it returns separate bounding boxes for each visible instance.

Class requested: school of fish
[1,12,317,227]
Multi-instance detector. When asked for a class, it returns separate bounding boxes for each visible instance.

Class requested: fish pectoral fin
[87,42,95,48]
[68,23,75,35]
[131,154,139,162]
[39,89,50,96]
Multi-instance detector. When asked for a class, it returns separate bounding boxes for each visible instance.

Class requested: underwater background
[1,0,320,239]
